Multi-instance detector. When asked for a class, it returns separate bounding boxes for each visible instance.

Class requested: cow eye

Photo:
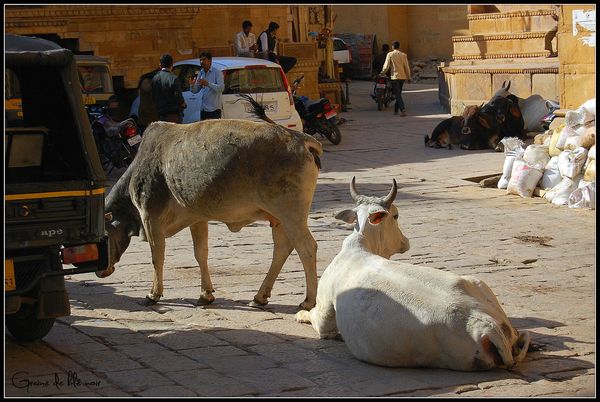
[393,214,399,220]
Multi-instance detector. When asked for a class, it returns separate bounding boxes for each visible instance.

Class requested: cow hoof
[299,300,316,311]
[142,294,160,306]
[295,310,311,323]
[197,293,215,306]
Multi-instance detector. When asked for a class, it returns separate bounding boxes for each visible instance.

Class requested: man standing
[258,22,297,73]
[152,54,186,123]
[235,20,258,57]
[191,51,224,120]
[381,41,411,116]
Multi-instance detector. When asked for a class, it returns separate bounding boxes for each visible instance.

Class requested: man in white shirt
[234,20,258,57]
[381,41,412,116]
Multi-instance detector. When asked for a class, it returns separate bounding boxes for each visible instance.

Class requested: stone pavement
[5,81,595,397]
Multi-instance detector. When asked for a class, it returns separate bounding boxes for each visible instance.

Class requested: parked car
[172,57,303,130]
[5,34,109,341]
[333,37,352,65]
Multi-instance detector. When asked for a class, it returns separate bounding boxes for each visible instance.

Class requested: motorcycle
[88,105,142,174]
[371,74,394,111]
[291,74,342,145]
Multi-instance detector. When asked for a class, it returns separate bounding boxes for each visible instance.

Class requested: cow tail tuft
[237,94,277,125]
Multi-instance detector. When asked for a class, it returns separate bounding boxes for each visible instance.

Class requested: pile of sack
[497,98,595,209]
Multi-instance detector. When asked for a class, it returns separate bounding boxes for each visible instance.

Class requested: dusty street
[5,80,595,397]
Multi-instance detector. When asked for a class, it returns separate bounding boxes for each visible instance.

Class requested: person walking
[234,20,258,57]
[191,51,224,120]
[258,21,297,73]
[151,54,186,123]
[381,41,411,116]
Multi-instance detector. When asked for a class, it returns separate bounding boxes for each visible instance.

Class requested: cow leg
[143,217,166,305]
[250,224,294,306]
[282,223,318,310]
[190,221,215,306]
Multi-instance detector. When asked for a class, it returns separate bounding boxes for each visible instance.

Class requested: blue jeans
[391,79,406,112]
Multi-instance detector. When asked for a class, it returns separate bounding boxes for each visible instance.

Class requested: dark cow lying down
[98,119,323,310]
[424,105,480,149]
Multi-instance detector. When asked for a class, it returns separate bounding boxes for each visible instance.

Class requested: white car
[172,57,303,130]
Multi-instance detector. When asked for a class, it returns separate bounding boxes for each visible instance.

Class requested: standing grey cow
[296,177,530,371]
[98,119,323,310]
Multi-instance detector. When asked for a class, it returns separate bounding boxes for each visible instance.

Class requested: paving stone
[233,367,319,394]
[135,385,197,397]
[102,369,174,393]
[147,328,228,350]
[165,370,258,396]
[179,345,250,362]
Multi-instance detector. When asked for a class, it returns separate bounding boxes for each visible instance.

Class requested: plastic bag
[549,124,565,157]
[523,144,551,169]
[556,125,577,150]
[558,147,588,179]
[545,176,582,205]
[568,181,595,209]
[564,135,584,151]
[501,137,525,154]
[583,159,595,182]
[498,155,516,189]
[541,156,561,190]
[506,159,544,198]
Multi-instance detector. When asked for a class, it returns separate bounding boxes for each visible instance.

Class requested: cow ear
[105,212,113,222]
[509,106,521,118]
[335,209,357,224]
[479,115,491,129]
[368,211,388,225]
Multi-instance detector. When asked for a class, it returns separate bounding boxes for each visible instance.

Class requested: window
[224,67,285,94]
[5,68,23,127]
[77,65,112,93]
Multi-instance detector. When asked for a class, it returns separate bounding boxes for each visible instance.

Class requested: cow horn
[502,80,506,89]
[505,81,511,92]
[350,176,360,202]
[382,179,398,207]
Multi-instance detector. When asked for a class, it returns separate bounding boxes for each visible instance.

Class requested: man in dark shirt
[152,54,186,123]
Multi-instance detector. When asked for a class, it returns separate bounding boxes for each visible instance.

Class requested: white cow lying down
[296,178,530,371]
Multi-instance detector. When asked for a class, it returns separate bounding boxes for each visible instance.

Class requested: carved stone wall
[5,5,298,89]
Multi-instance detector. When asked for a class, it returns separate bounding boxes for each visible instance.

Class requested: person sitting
[257,21,297,73]
[234,20,258,57]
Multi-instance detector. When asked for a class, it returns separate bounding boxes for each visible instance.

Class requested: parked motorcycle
[88,105,142,174]
[291,74,342,145]
[371,74,394,111]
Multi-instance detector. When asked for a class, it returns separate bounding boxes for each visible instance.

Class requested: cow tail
[237,93,277,125]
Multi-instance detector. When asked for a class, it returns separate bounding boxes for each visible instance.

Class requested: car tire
[6,303,55,341]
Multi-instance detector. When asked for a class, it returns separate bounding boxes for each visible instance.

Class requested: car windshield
[224,67,285,94]
[77,65,112,93]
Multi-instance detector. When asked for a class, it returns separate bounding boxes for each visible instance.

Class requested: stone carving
[309,6,323,24]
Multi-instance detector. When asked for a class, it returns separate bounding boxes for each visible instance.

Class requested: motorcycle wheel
[322,119,342,145]
[377,95,384,111]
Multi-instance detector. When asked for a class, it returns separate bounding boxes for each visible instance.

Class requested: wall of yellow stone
[334,5,468,60]
[557,4,596,109]
[5,5,294,89]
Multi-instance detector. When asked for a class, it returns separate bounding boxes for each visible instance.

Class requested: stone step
[468,9,558,35]
[452,32,553,60]
[439,59,559,115]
